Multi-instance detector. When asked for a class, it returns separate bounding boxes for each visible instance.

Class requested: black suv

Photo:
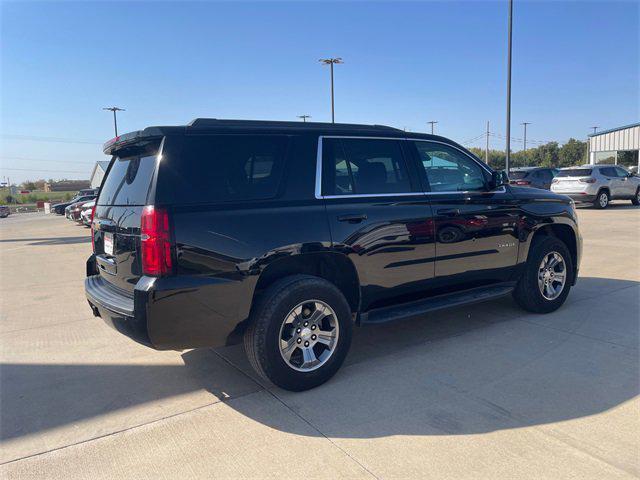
[85,119,582,391]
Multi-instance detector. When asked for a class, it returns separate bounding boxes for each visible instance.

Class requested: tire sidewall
[259,278,353,390]
[595,190,609,209]
[526,237,574,312]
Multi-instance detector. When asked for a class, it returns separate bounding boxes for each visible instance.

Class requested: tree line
[468,138,588,170]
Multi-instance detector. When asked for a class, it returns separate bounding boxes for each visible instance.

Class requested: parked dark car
[0,205,10,218]
[53,194,97,215]
[85,119,582,391]
[509,167,559,190]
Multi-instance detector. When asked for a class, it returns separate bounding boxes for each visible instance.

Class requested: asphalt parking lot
[1,204,639,479]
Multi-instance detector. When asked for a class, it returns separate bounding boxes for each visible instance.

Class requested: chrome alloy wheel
[598,192,609,208]
[278,300,339,372]
[538,251,567,300]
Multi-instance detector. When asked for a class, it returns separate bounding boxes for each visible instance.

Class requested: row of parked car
[51,188,98,226]
[509,165,640,209]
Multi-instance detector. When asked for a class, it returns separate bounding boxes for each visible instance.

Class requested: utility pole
[427,121,438,134]
[319,58,343,123]
[485,121,490,164]
[505,0,513,174]
[297,115,311,123]
[521,122,531,151]
[103,107,125,136]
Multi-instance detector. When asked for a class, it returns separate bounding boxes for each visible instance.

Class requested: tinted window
[540,169,553,182]
[557,168,592,177]
[600,167,617,177]
[614,166,630,177]
[414,142,486,192]
[164,135,288,204]
[322,138,411,195]
[98,155,157,206]
[509,171,530,180]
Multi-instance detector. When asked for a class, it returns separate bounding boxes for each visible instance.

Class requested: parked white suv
[551,165,640,208]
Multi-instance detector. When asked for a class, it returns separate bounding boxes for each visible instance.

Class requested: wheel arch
[531,223,578,283]
[251,252,361,316]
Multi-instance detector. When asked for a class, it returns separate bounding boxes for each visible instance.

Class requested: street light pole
[319,58,343,123]
[505,0,513,174]
[521,122,531,151]
[297,115,311,123]
[591,126,599,135]
[103,107,125,136]
[485,121,490,164]
[427,121,438,134]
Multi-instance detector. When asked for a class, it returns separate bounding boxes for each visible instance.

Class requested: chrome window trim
[314,135,503,199]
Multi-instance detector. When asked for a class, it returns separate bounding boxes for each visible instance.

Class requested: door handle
[437,208,461,217]
[338,213,368,223]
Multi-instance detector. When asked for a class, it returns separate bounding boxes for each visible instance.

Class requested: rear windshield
[557,168,592,177]
[97,155,158,206]
[509,171,530,179]
[159,135,288,205]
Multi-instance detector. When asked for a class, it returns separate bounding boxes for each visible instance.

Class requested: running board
[360,284,514,325]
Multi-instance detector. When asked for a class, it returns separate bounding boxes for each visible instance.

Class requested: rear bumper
[85,256,249,350]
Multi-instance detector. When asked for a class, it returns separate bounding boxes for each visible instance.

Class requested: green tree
[559,138,588,167]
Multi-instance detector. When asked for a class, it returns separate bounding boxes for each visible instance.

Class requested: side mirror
[489,170,508,190]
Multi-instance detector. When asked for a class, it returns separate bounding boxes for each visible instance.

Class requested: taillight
[579,178,596,183]
[90,205,97,252]
[515,180,531,185]
[140,205,173,276]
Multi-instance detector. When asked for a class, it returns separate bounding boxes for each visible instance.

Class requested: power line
[1,156,96,165]
[461,133,487,145]
[0,167,88,174]
[1,134,103,145]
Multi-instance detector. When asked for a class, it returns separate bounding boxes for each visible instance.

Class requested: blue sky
[1,0,638,183]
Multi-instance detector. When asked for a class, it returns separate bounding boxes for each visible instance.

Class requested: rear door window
[321,138,412,195]
[98,155,158,206]
[164,135,288,204]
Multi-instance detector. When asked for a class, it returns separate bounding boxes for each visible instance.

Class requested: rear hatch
[509,170,531,185]
[552,168,593,191]
[93,141,161,293]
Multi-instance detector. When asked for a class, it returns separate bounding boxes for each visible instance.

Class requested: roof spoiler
[103,127,167,155]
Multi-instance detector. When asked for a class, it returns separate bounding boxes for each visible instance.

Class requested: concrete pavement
[1,204,638,479]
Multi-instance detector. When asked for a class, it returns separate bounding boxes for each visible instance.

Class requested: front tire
[244,275,353,391]
[593,189,609,209]
[632,188,640,206]
[513,236,573,313]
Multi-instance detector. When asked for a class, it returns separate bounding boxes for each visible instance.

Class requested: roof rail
[187,118,401,131]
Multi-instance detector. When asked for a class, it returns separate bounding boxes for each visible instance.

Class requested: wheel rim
[278,299,339,372]
[599,193,608,207]
[538,251,567,300]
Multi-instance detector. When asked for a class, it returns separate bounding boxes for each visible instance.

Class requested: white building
[588,123,639,170]
[89,161,111,189]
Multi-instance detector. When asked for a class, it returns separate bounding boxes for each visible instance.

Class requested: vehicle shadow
[0,236,90,246]
[1,277,638,444]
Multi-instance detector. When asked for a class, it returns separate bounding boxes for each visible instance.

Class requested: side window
[540,170,553,182]
[601,167,616,177]
[322,138,411,195]
[160,135,288,205]
[614,167,629,177]
[413,142,486,192]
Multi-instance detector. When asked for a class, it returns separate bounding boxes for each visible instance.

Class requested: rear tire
[244,275,353,391]
[632,188,640,206]
[513,236,573,314]
[593,190,609,209]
